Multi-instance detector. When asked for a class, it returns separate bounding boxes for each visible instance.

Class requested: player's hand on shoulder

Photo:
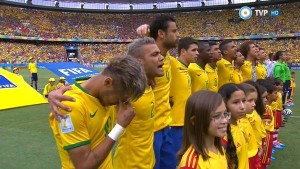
[48,85,75,121]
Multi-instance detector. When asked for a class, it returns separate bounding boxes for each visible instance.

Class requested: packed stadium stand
[0,0,299,63]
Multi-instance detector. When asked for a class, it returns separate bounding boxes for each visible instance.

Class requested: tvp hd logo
[239,6,280,20]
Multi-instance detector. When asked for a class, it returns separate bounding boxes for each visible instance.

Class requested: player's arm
[68,102,135,169]
[48,86,75,120]
[68,138,115,169]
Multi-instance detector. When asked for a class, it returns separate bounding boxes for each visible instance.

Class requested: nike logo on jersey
[90,110,98,118]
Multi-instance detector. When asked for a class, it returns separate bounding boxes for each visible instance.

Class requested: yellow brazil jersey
[205,64,219,92]
[232,68,244,84]
[246,110,266,146]
[256,63,267,79]
[291,78,296,88]
[178,146,227,169]
[276,92,283,110]
[263,105,274,132]
[216,58,234,88]
[28,62,38,73]
[153,52,172,132]
[238,118,258,158]
[188,63,208,93]
[49,84,114,169]
[240,60,252,81]
[113,86,155,169]
[170,57,191,126]
[224,123,249,169]
[43,83,56,96]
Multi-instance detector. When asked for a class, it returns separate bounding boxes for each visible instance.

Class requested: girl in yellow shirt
[177,91,228,169]
[218,83,249,169]
[238,83,263,169]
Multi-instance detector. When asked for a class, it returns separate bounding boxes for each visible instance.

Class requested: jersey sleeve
[58,99,91,150]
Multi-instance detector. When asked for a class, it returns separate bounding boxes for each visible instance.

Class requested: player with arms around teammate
[113,37,164,169]
[49,55,147,169]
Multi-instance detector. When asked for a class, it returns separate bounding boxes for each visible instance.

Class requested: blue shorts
[154,126,177,169]
[31,73,38,81]
[169,126,183,158]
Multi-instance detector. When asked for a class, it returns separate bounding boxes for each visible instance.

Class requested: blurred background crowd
[0,2,299,64]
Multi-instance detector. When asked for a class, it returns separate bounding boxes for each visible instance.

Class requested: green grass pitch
[0,68,299,168]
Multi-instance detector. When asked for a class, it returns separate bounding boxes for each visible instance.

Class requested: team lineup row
[44,15,293,169]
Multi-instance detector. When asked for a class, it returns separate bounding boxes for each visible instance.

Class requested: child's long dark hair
[218,83,239,169]
[244,80,265,117]
[177,91,224,163]
[257,79,277,94]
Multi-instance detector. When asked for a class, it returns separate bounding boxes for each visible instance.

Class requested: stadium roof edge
[0,0,297,14]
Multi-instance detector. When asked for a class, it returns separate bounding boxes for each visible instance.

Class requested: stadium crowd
[0,2,299,64]
[0,2,299,39]
[1,39,299,64]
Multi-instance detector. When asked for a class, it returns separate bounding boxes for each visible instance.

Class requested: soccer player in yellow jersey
[43,78,57,98]
[136,15,180,169]
[188,41,211,93]
[206,41,222,92]
[49,15,179,169]
[240,41,259,81]
[178,91,228,169]
[28,57,38,90]
[49,55,147,169]
[219,84,249,169]
[257,48,267,79]
[113,38,164,169]
[217,40,237,88]
[169,37,198,157]
[233,51,245,84]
